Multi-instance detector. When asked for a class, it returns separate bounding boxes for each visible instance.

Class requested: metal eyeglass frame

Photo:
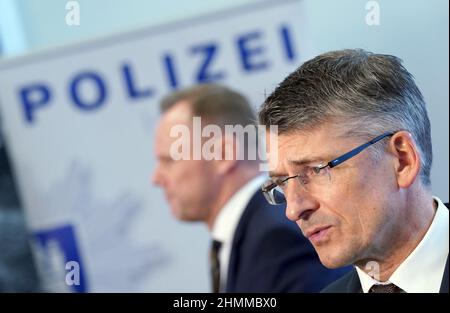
[262,131,395,205]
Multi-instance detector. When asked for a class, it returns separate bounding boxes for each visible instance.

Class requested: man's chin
[316,250,351,269]
[169,203,184,220]
[172,209,188,221]
[171,206,193,222]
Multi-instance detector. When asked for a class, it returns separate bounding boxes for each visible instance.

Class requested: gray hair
[258,49,432,186]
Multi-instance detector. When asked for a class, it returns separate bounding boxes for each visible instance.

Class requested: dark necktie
[369,283,405,293]
[210,240,222,293]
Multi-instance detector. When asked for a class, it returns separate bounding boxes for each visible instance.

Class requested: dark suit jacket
[224,190,350,292]
[321,203,450,293]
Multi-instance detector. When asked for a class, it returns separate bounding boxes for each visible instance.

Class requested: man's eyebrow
[268,157,332,178]
[268,171,286,178]
[287,157,325,167]
[268,160,318,177]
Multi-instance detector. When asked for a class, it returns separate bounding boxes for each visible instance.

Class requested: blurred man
[153,84,348,292]
[258,49,449,293]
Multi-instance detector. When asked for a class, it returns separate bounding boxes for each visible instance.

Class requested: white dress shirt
[356,196,449,293]
[211,175,267,292]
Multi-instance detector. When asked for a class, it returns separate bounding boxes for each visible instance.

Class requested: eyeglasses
[261,132,395,205]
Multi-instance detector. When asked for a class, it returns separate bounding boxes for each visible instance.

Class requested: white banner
[0,0,309,292]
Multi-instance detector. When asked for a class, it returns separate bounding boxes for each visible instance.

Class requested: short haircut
[160,84,256,127]
[160,84,259,162]
[258,49,432,186]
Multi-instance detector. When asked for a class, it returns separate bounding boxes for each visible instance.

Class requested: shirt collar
[356,196,449,293]
[211,175,266,245]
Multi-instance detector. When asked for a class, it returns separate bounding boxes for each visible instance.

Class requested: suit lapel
[225,191,262,292]
[346,269,363,293]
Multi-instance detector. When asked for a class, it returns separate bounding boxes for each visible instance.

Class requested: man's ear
[389,131,421,188]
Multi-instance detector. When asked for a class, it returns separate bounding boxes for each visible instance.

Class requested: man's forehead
[155,103,190,150]
[267,123,350,148]
[265,125,348,176]
[161,101,192,126]
[276,129,327,151]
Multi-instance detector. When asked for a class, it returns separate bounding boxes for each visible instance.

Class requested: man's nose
[152,166,164,187]
[284,181,319,222]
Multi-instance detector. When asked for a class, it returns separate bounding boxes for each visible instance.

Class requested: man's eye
[312,165,328,175]
[298,174,310,185]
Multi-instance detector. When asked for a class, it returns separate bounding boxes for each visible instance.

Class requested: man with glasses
[153,84,348,292]
[259,49,448,293]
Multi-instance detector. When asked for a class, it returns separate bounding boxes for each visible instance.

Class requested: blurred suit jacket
[321,203,449,293]
[224,190,349,292]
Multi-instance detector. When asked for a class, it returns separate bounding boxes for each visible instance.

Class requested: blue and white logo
[32,224,87,292]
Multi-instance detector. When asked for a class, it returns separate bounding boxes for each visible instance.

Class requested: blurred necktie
[369,283,405,293]
[210,240,222,293]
